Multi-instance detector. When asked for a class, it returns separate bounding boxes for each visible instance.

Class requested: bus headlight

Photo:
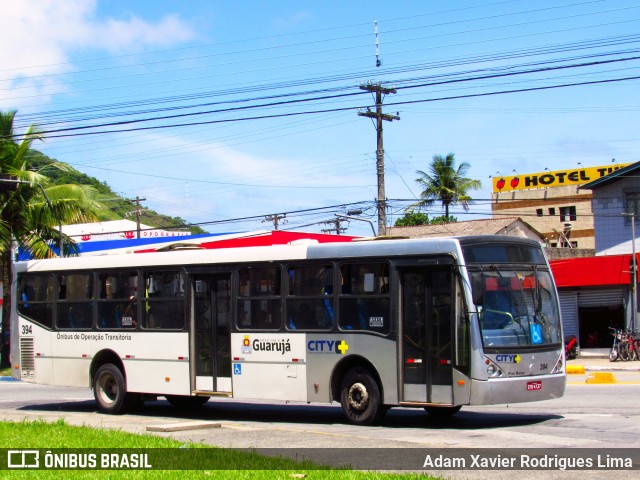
[551,354,564,374]
[487,364,503,377]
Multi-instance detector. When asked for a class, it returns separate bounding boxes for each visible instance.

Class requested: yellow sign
[492,163,631,193]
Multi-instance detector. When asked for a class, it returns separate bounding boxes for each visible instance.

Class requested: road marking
[567,381,640,385]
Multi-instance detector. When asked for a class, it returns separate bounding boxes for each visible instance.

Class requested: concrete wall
[492,185,594,248]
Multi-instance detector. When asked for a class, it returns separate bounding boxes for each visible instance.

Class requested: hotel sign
[492,163,630,193]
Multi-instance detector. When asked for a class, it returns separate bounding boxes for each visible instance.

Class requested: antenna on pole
[375,20,381,67]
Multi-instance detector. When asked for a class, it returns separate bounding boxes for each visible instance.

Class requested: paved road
[2,367,640,479]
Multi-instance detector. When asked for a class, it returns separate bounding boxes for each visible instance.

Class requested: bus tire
[93,364,130,414]
[424,405,462,417]
[339,367,385,425]
[165,395,210,409]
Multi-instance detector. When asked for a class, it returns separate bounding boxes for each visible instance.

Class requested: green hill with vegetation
[28,150,207,234]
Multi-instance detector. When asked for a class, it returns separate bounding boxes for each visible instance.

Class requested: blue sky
[2,0,640,236]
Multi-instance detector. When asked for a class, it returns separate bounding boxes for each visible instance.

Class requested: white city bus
[10,235,565,425]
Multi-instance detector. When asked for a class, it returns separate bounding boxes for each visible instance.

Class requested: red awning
[549,254,637,288]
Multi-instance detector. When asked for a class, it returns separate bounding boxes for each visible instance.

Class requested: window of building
[536,208,543,217]
[624,190,640,224]
[548,207,556,215]
[559,206,577,222]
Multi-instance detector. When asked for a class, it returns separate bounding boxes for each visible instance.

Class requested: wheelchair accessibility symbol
[233,364,242,375]
[530,324,542,345]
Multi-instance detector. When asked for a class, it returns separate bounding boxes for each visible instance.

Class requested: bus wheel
[424,405,462,417]
[165,395,210,409]
[340,367,385,425]
[93,364,129,414]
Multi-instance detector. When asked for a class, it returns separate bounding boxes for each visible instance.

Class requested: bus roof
[14,235,541,273]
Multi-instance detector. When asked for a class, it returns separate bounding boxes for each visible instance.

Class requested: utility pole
[358,82,399,236]
[320,218,347,235]
[623,212,638,333]
[127,196,146,238]
[263,213,287,230]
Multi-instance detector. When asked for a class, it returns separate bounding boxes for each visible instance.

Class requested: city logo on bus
[241,336,252,354]
[495,354,521,364]
[240,336,292,355]
[308,339,349,355]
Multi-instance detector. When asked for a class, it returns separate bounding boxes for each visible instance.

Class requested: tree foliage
[28,150,206,233]
[410,153,481,218]
[394,210,430,226]
[394,211,457,226]
[1,110,111,366]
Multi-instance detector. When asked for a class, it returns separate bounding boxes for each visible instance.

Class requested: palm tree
[410,153,481,219]
[1,110,104,367]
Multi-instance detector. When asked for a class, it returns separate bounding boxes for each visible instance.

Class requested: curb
[585,372,617,384]
[566,365,586,374]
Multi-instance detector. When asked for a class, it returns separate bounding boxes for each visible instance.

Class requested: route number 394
[21,325,32,335]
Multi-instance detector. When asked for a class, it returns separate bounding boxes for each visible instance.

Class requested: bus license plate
[527,381,542,391]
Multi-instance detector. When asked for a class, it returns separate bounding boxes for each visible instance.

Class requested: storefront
[550,255,635,348]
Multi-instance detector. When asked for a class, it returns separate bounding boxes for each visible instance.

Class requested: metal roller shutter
[558,290,578,338]
[577,287,625,307]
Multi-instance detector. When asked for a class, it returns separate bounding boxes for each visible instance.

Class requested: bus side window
[338,262,390,334]
[56,273,93,329]
[285,264,334,331]
[17,275,54,328]
[142,271,185,330]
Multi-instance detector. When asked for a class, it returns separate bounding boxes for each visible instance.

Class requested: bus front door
[192,274,232,393]
[400,267,454,405]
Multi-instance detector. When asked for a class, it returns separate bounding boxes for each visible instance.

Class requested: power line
[30,70,640,140]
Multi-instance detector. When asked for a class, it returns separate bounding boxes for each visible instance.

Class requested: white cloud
[0,0,195,106]
[90,14,195,53]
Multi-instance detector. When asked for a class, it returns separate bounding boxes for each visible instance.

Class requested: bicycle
[625,331,639,361]
[609,327,624,362]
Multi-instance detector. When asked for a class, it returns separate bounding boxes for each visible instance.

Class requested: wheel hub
[99,375,117,404]
[348,382,369,411]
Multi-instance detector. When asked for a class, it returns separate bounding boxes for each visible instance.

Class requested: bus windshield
[470,267,562,348]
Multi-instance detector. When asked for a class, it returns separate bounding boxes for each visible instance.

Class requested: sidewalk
[568,348,640,371]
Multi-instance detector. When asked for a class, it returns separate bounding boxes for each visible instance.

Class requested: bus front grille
[20,337,35,377]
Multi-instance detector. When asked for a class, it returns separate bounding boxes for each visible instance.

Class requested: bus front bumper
[469,374,566,405]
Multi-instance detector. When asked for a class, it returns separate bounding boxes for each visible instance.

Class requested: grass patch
[0,419,439,479]
[0,367,11,376]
